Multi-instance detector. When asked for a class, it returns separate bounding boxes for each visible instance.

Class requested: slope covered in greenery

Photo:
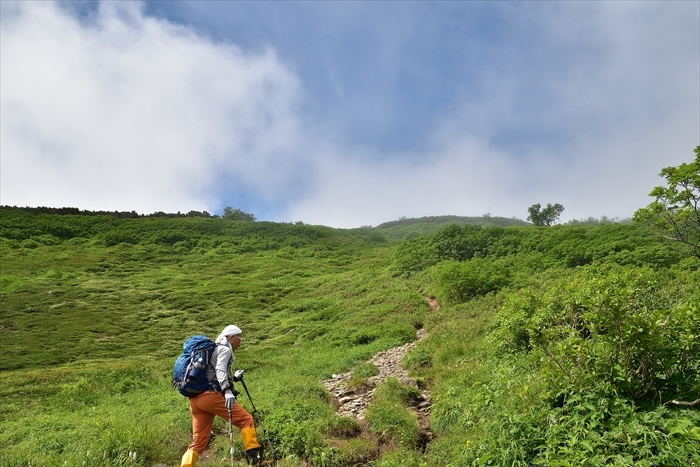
[392,223,699,465]
[374,215,530,240]
[1,206,698,466]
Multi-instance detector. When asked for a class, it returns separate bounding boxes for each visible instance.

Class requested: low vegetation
[1,149,699,466]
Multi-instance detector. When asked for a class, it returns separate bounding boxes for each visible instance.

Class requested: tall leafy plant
[634,146,700,258]
[490,264,700,402]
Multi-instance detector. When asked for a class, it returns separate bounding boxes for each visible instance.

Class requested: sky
[1,1,698,228]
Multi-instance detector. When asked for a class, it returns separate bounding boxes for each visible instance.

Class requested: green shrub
[489,264,700,402]
[535,384,700,466]
[390,223,683,277]
[433,224,487,261]
[375,378,422,406]
[21,238,41,249]
[390,236,439,276]
[430,258,511,303]
[309,445,342,467]
[103,231,140,246]
[266,417,326,459]
[32,234,62,246]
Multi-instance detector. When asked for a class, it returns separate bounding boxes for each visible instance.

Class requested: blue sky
[1,1,698,227]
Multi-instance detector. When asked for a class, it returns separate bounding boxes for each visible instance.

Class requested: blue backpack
[173,335,221,397]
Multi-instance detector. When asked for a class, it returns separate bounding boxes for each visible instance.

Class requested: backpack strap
[207,344,229,393]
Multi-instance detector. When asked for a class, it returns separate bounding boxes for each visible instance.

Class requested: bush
[103,231,139,246]
[429,258,511,303]
[489,264,700,402]
[390,236,438,276]
[390,223,683,277]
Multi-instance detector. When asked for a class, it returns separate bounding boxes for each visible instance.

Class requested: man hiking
[180,325,266,466]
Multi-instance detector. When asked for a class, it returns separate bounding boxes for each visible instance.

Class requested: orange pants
[188,391,261,453]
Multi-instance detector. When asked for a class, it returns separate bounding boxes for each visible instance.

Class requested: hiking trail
[322,327,433,443]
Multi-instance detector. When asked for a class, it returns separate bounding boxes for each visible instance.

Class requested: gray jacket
[206,344,234,392]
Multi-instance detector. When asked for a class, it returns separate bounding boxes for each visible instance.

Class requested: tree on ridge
[223,207,256,221]
[527,203,564,226]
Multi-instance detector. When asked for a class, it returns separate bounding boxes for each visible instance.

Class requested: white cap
[215,324,242,344]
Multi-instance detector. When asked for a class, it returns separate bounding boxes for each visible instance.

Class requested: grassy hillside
[391,223,700,466]
[374,215,530,240]
[1,207,698,466]
[0,209,400,370]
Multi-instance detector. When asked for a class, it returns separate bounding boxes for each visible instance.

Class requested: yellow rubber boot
[180,449,199,467]
[240,426,261,450]
[242,426,265,465]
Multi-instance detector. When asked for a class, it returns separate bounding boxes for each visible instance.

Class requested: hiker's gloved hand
[224,389,236,410]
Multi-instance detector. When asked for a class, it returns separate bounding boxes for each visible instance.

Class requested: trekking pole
[234,370,273,457]
[239,379,258,413]
[234,370,258,413]
[227,408,234,467]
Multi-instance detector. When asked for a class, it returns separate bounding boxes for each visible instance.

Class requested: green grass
[366,379,422,449]
[347,363,380,389]
[0,211,428,465]
[1,209,699,466]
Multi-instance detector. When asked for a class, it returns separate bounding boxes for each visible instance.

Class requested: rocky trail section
[322,328,432,440]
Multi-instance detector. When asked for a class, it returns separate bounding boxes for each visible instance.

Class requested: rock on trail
[322,329,432,440]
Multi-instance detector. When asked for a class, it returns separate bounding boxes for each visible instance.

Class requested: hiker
[180,325,266,466]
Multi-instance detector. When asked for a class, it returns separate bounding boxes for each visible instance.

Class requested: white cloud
[1,1,302,213]
[285,136,527,227]
[528,2,699,221]
[286,1,699,227]
[1,1,697,228]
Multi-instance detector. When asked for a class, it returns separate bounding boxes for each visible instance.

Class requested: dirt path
[322,328,432,441]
